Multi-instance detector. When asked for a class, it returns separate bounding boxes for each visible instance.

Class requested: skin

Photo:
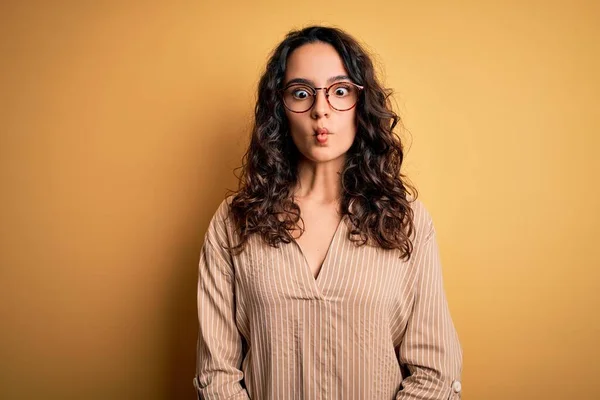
[283,42,358,278]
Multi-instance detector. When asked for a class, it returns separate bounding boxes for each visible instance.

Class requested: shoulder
[210,195,235,221]
[205,195,236,241]
[407,197,436,243]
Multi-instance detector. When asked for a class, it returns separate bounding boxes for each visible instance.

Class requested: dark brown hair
[227,25,418,261]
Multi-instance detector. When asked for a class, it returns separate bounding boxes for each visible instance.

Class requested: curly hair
[226,25,418,261]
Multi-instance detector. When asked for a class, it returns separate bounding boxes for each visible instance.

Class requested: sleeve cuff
[449,379,462,399]
[192,376,201,400]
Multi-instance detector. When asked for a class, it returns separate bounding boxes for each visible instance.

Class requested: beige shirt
[194,196,463,399]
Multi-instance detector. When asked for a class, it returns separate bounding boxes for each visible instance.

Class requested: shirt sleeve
[194,201,250,399]
[395,223,463,400]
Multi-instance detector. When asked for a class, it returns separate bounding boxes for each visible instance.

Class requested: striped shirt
[195,196,463,399]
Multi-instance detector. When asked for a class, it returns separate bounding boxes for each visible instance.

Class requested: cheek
[285,112,308,133]
[285,113,309,150]
[342,111,358,139]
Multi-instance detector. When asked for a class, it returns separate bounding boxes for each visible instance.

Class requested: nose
[310,88,330,119]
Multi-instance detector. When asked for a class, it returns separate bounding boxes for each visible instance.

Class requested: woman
[194,26,463,399]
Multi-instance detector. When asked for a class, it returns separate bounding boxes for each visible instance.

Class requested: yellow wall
[1,1,598,399]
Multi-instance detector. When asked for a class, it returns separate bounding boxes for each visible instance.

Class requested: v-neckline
[290,214,346,292]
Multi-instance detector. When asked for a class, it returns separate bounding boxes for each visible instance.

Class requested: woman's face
[283,42,358,164]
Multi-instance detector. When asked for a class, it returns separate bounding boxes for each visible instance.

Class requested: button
[451,380,462,393]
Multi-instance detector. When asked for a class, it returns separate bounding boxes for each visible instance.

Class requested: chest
[237,222,413,309]
[232,204,416,306]
[290,206,342,280]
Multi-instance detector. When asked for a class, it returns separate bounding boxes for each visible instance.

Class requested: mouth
[314,127,330,144]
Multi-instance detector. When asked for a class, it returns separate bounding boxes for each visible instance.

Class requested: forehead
[284,42,348,84]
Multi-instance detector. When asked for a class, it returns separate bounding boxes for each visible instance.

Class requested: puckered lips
[314,127,330,144]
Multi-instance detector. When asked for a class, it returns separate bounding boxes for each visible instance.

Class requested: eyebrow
[284,75,351,87]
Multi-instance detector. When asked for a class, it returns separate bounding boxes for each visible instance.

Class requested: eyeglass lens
[283,82,360,112]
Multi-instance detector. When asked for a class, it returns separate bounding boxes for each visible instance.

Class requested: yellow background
[1,1,598,399]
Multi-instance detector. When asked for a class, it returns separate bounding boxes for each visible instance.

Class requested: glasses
[281,81,364,113]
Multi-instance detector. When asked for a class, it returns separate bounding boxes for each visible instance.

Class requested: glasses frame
[280,81,364,113]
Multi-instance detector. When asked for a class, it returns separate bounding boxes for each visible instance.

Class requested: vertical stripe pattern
[195,197,463,399]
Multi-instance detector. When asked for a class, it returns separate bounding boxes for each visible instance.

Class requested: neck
[293,155,345,205]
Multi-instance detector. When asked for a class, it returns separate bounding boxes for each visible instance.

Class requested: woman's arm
[194,201,250,399]
[396,222,463,400]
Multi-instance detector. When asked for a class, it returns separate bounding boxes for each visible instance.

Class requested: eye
[332,84,351,97]
[292,89,310,100]
[286,84,313,101]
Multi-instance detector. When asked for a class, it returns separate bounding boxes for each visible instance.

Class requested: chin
[303,149,347,164]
